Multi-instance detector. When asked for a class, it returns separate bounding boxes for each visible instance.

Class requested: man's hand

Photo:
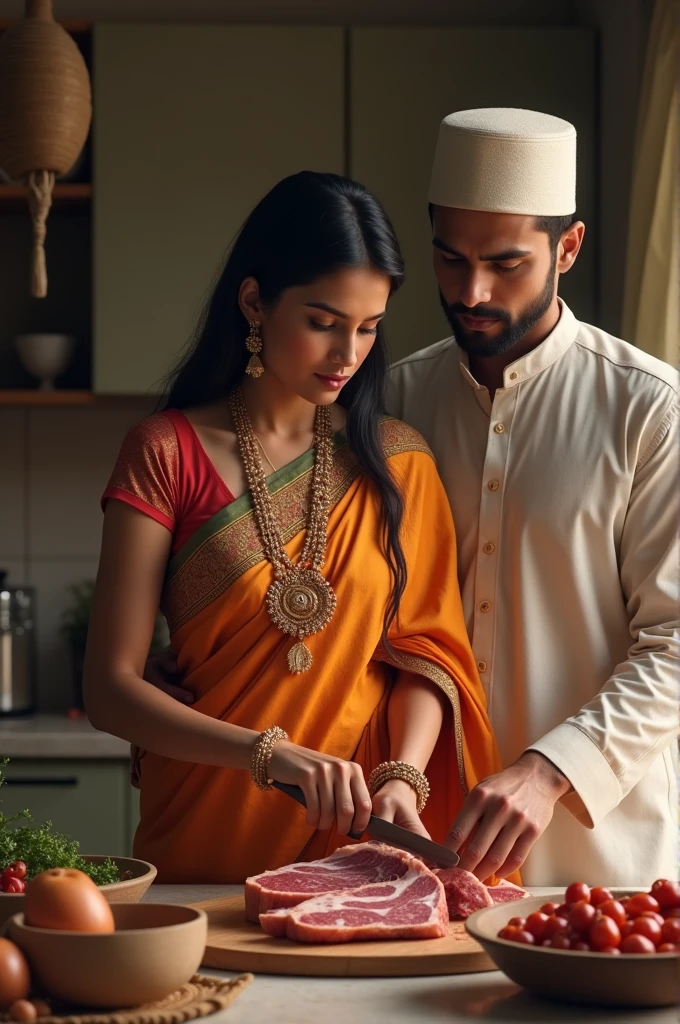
[143,648,193,705]
[445,751,572,880]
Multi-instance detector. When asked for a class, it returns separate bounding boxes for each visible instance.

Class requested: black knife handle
[272,781,365,840]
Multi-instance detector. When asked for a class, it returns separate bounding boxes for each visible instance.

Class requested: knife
[272,780,460,869]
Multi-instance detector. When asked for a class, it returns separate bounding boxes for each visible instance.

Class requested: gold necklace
[253,433,277,474]
[229,386,337,674]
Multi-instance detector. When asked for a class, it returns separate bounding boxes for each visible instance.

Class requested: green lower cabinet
[1,760,134,857]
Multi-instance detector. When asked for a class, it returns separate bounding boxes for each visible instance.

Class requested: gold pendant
[288,641,313,674]
[246,354,264,378]
[266,567,337,673]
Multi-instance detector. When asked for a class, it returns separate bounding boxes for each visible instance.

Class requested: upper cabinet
[93,26,344,394]
[350,28,596,361]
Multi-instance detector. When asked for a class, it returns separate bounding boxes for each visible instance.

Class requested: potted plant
[59,580,168,710]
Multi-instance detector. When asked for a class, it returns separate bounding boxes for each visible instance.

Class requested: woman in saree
[84,171,506,884]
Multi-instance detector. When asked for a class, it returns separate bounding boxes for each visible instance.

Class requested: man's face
[432,206,558,358]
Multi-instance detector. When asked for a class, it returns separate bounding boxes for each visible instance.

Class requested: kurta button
[477,660,487,672]
[509,372,518,380]
[488,479,500,491]
[494,423,505,434]
[483,542,496,554]
[479,601,491,613]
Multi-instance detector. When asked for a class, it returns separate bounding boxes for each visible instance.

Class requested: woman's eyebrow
[305,302,386,321]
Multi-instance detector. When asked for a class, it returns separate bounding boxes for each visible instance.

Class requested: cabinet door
[1,760,128,856]
[351,28,596,361]
[94,26,344,394]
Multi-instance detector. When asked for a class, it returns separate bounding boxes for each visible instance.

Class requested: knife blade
[272,780,460,869]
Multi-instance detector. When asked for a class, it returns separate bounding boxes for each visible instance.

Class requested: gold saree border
[163,418,432,634]
[373,643,468,798]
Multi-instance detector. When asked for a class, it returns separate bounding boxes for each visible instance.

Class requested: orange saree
[118,418,504,883]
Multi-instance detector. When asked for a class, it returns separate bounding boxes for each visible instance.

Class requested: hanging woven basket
[0,0,92,297]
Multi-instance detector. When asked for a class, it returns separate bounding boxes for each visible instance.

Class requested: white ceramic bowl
[465,890,680,1008]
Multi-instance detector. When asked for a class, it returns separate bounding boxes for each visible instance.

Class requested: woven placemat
[0,973,253,1024]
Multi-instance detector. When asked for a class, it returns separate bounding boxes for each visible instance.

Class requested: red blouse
[102,409,236,556]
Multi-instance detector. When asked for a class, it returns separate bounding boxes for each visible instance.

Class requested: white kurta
[388,300,679,886]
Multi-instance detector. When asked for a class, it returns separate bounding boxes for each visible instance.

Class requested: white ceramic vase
[15,333,75,390]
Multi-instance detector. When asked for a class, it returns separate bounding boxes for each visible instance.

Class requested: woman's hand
[268,741,372,837]
[370,779,431,838]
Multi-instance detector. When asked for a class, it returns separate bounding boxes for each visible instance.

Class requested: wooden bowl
[0,855,156,930]
[465,891,680,1008]
[8,903,207,1008]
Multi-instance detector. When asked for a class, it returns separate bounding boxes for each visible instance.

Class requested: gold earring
[245,320,264,378]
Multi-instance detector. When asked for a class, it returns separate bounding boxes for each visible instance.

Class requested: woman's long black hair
[162,171,407,643]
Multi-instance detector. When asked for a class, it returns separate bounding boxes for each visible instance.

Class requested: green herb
[0,759,120,885]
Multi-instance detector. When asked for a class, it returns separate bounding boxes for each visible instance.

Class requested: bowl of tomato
[465,879,680,1008]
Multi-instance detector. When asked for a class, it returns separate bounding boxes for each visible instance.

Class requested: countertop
[0,714,130,758]
[142,885,678,1024]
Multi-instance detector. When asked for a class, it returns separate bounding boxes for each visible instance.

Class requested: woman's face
[240,267,391,406]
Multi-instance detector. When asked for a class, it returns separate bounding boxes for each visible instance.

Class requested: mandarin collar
[457,299,579,391]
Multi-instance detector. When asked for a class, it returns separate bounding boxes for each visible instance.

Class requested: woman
[84,171,503,884]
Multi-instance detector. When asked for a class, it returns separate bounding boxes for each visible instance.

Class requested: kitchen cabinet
[93,26,345,395]
[350,28,597,361]
[1,759,135,856]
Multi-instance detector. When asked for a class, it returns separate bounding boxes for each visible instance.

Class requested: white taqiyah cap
[428,108,577,216]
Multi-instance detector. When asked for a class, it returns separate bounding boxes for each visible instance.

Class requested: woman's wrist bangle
[250,726,288,790]
[367,760,430,814]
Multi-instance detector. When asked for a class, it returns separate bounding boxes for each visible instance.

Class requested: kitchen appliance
[0,569,37,715]
[273,780,460,868]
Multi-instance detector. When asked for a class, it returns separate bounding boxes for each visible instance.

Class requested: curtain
[621,0,679,366]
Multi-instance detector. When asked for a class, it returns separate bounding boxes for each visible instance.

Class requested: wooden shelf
[0,183,92,209]
[0,390,95,406]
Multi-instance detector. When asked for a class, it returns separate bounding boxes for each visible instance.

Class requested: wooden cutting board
[189,894,495,977]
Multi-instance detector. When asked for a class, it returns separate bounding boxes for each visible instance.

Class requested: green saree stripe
[168,430,350,580]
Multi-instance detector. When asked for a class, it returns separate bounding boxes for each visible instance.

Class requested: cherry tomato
[619,934,656,954]
[524,912,549,941]
[639,911,664,927]
[4,879,24,894]
[539,902,560,916]
[651,879,680,910]
[550,933,571,949]
[657,943,680,953]
[5,862,27,882]
[621,921,635,939]
[512,929,535,945]
[631,917,662,946]
[626,893,660,917]
[507,916,526,929]
[571,940,591,951]
[568,900,597,935]
[589,886,612,907]
[543,914,569,939]
[565,882,590,905]
[599,899,627,929]
[9,1001,36,1023]
[589,916,621,951]
[498,925,521,941]
[663,907,680,920]
[555,902,574,917]
[29,1004,51,1020]
[599,946,621,955]
[661,918,680,945]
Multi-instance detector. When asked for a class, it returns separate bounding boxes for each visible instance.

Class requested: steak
[245,842,412,923]
[487,879,531,904]
[434,866,494,919]
[259,859,448,943]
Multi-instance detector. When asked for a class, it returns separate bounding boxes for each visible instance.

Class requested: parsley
[0,759,120,885]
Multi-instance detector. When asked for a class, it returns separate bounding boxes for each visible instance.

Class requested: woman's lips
[458,314,500,332]
[315,373,350,390]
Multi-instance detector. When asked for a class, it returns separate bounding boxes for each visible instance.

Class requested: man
[388,108,679,885]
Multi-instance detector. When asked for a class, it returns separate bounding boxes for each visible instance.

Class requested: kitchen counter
[0,714,130,758]
[143,885,677,1024]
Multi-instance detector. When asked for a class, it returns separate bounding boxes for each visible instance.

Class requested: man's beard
[440,258,556,358]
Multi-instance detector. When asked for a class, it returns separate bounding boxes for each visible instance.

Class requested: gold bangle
[250,726,289,791]
[367,760,430,814]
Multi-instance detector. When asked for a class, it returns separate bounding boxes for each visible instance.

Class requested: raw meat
[434,866,494,919]
[259,859,448,943]
[245,842,412,923]
[487,879,531,904]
